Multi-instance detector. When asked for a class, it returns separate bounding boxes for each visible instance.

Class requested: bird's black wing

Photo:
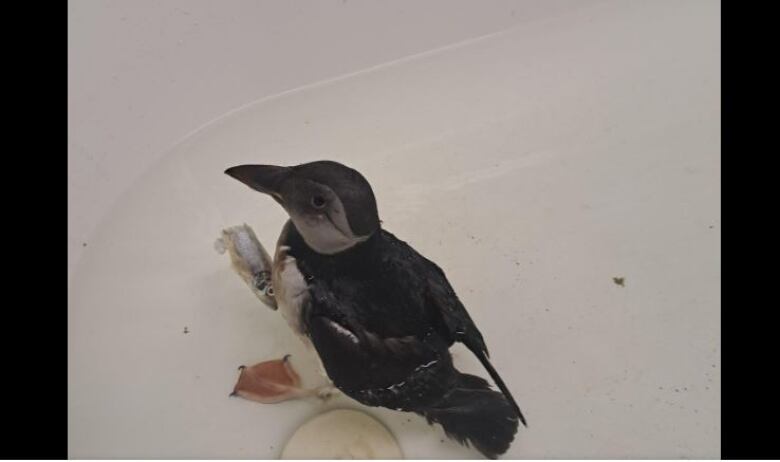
[424,259,490,355]
[379,230,488,355]
[302,281,457,411]
[382,231,528,426]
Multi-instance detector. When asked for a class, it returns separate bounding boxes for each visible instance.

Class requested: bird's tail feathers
[421,372,519,459]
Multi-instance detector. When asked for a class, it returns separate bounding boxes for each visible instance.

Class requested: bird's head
[225,160,380,254]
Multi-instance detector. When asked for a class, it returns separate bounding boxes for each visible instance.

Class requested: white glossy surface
[68,0,586,284]
[68,0,720,458]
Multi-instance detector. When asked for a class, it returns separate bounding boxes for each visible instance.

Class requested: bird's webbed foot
[230,355,339,404]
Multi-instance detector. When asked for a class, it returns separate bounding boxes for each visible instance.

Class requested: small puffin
[225,160,526,458]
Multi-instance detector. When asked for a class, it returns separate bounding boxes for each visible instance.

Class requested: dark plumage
[226,160,526,459]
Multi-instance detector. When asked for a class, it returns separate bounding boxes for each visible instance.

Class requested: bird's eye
[311,195,326,208]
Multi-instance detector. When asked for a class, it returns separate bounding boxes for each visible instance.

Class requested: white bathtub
[68,0,720,458]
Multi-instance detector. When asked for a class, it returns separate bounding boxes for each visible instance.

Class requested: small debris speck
[709,225,714,229]
[82,242,87,247]
[613,277,625,287]
[674,388,680,392]
[183,326,189,334]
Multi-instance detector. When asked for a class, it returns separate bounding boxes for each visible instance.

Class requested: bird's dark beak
[224,165,292,202]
